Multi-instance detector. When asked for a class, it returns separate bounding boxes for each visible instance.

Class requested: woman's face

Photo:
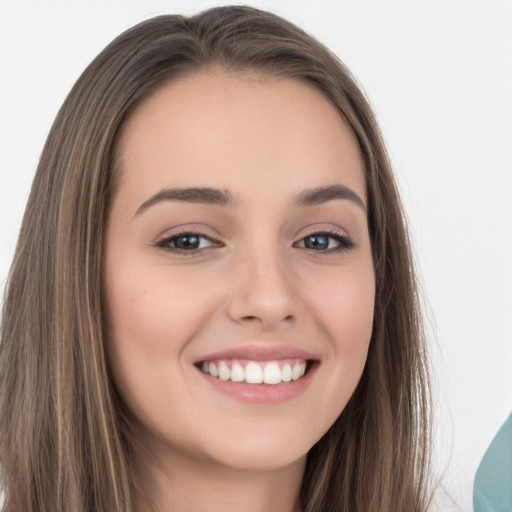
[104,71,375,472]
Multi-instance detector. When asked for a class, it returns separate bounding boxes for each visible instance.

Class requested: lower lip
[198,364,316,404]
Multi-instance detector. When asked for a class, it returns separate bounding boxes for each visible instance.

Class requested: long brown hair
[0,6,431,511]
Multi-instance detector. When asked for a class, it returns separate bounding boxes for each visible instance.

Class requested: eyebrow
[135,187,237,216]
[134,183,366,217]
[292,184,366,210]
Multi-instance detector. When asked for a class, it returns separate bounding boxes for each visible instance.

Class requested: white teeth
[231,363,245,382]
[200,359,308,384]
[263,362,282,385]
[281,363,292,382]
[209,362,219,378]
[245,362,263,384]
[218,361,230,381]
[292,363,303,381]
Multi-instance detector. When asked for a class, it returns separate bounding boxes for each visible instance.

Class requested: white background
[1,1,511,510]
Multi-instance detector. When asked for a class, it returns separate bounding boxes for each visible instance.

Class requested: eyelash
[154,228,355,255]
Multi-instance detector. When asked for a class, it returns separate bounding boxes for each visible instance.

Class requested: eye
[155,232,220,253]
[295,231,354,253]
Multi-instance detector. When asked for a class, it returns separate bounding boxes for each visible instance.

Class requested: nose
[226,246,299,331]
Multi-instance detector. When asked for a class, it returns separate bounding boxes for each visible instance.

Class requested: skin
[104,70,375,512]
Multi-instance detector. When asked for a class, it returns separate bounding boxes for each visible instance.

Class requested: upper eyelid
[155,226,220,243]
[295,226,351,240]
[153,222,354,245]
[155,224,352,241]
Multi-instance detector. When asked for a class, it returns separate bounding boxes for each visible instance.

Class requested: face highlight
[104,71,375,473]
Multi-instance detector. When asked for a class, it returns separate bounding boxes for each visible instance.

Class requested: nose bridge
[227,234,298,328]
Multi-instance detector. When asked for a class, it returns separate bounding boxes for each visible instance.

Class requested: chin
[190,419,320,473]
[205,441,308,473]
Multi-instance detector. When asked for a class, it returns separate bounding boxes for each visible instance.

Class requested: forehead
[114,70,366,208]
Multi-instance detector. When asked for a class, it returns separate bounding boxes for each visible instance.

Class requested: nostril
[240,314,295,324]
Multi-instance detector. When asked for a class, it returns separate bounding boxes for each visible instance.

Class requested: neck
[132,442,305,512]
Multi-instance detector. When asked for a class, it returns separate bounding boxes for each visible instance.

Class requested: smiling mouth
[196,359,312,385]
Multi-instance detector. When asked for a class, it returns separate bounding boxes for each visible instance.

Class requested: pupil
[305,235,328,250]
[175,235,200,250]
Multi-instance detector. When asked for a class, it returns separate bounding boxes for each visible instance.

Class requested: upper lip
[194,344,317,364]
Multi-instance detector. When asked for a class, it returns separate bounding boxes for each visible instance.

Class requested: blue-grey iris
[304,235,329,250]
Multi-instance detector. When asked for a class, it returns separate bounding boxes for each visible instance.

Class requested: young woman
[0,6,431,512]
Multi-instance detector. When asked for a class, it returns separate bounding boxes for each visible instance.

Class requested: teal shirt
[473,413,512,512]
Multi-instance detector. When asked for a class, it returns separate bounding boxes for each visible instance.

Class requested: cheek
[303,263,375,410]
[306,263,375,348]
[104,266,223,433]
[105,265,220,354]
[104,265,221,410]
